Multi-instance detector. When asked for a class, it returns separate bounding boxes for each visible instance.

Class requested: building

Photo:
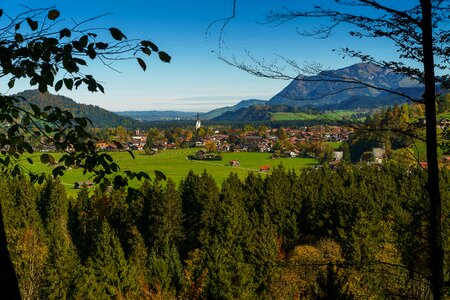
[259,165,271,172]
[229,160,240,167]
[195,112,201,131]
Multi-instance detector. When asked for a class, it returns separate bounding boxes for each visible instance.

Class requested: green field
[24,149,318,194]
[271,110,360,121]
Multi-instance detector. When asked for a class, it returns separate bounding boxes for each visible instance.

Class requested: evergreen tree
[75,221,137,299]
[147,243,183,299]
[180,170,219,257]
[153,178,184,251]
[1,177,48,300]
[38,178,81,299]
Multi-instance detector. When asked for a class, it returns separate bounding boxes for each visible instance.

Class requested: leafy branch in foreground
[0,7,170,298]
[0,6,171,187]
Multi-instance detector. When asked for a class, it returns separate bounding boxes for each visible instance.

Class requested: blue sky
[1,1,414,111]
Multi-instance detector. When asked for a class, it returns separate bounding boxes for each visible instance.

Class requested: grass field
[24,149,318,195]
[271,110,360,121]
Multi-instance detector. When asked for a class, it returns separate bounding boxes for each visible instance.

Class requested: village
[93,125,353,160]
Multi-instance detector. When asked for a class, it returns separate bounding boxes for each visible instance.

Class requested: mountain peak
[268,63,418,107]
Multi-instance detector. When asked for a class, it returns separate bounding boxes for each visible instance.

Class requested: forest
[3,163,449,299]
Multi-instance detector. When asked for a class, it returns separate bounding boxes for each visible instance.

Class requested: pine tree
[1,177,48,300]
[180,170,219,257]
[38,178,81,299]
[157,179,184,250]
[76,221,137,299]
[202,173,256,298]
[147,243,183,298]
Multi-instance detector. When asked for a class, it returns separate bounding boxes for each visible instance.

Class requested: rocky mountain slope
[268,63,419,108]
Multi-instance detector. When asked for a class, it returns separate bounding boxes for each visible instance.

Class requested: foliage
[0,6,170,186]
[2,163,448,298]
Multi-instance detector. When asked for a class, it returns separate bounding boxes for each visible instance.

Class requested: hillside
[212,105,274,122]
[16,90,141,129]
[201,99,267,119]
[117,110,197,121]
[268,63,419,108]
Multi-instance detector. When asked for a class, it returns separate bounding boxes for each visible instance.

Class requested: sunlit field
[24,148,318,194]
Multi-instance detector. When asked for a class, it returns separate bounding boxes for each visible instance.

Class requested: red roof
[419,161,428,169]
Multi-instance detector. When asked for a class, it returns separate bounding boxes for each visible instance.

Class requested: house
[195,150,207,158]
[259,165,271,172]
[333,151,344,161]
[328,160,340,170]
[372,148,386,164]
[229,160,240,167]
[74,181,94,189]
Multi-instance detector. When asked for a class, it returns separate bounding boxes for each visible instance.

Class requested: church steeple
[195,112,201,131]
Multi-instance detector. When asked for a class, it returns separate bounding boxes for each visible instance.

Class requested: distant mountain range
[15,90,141,128]
[13,63,426,126]
[117,110,197,121]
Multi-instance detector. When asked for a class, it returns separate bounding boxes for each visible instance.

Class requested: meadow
[24,148,318,195]
[271,110,361,121]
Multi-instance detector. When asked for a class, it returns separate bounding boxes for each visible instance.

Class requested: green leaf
[137,58,146,71]
[97,83,104,93]
[27,158,33,165]
[0,9,3,17]
[109,28,127,41]
[14,33,24,43]
[95,42,108,50]
[38,83,47,93]
[63,78,73,90]
[55,79,63,91]
[79,35,88,47]
[47,9,60,21]
[158,51,171,63]
[40,153,55,164]
[154,170,167,181]
[8,79,14,89]
[75,117,87,127]
[73,58,87,66]
[141,47,151,56]
[59,28,71,39]
[15,23,20,30]
[30,103,41,116]
[26,18,38,31]
[141,40,159,52]
[126,149,135,159]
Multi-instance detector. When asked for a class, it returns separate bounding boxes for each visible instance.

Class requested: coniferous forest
[3,163,449,299]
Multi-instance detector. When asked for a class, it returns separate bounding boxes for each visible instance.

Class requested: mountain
[117,110,197,121]
[15,90,141,129]
[268,63,419,108]
[327,86,425,110]
[212,105,273,122]
[202,99,267,119]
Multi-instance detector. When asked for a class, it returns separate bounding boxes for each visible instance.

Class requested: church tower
[195,112,201,131]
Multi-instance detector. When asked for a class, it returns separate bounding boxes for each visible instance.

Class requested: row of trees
[2,164,448,299]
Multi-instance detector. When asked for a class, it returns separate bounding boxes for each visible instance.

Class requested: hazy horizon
[1,0,415,111]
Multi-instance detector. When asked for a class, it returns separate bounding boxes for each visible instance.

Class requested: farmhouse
[372,148,386,164]
[74,181,94,189]
[259,165,271,172]
[229,160,240,167]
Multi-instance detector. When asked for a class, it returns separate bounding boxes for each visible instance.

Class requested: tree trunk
[420,1,444,299]
[0,202,22,299]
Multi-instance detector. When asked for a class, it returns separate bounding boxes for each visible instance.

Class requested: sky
[1,1,415,112]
